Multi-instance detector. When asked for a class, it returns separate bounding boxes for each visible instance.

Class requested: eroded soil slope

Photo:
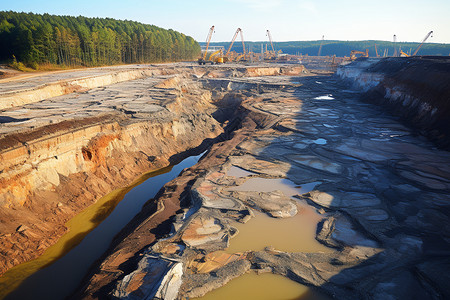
[0,63,307,277]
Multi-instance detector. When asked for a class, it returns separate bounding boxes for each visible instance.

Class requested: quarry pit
[0,59,449,300]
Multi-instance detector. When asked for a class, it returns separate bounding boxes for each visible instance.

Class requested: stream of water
[2,153,204,300]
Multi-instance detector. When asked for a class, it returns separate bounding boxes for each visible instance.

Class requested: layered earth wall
[337,56,450,149]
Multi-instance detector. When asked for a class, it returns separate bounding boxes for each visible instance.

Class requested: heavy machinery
[198,26,215,65]
[412,31,433,56]
[265,30,277,59]
[208,49,224,64]
[350,49,369,60]
[224,28,246,62]
[399,49,409,57]
[374,43,379,58]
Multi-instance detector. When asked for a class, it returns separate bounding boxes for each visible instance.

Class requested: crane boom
[266,30,275,53]
[202,25,215,61]
[412,31,433,56]
[240,29,246,55]
[226,28,241,56]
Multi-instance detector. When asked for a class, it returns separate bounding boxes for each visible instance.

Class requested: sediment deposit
[1,59,450,300]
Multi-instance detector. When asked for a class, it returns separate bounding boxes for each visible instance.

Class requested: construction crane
[265,29,279,59]
[240,29,246,56]
[317,35,324,56]
[198,25,215,65]
[226,28,242,56]
[412,31,433,56]
[266,30,275,53]
[374,43,379,58]
[230,29,247,62]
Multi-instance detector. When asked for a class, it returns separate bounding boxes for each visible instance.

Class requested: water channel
[2,153,204,300]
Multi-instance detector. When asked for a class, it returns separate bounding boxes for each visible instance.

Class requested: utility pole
[393,34,398,57]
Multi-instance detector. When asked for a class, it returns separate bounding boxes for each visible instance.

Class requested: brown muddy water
[195,272,330,300]
[200,173,331,299]
[2,153,204,300]
[226,176,327,253]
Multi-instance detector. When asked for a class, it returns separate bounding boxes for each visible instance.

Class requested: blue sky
[1,0,449,43]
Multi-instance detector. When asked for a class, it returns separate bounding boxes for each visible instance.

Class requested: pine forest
[0,11,201,68]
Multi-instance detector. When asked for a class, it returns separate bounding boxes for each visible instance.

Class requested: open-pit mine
[0,58,449,300]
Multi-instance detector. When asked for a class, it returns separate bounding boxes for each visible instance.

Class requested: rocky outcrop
[337,56,450,149]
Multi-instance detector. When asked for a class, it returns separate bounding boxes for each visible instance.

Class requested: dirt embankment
[0,77,221,276]
[338,56,450,149]
[0,64,307,278]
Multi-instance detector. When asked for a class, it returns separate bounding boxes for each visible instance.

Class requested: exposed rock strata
[337,56,450,149]
[76,69,450,300]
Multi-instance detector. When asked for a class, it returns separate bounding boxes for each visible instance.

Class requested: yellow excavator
[208,49,224,64]
[350,49,369,60]
[399,50,409,57]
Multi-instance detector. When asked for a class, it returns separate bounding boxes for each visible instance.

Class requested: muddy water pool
[2,153,203,300]
[202,175,331,299]
[226,177,329,254]
[195,272,330,300]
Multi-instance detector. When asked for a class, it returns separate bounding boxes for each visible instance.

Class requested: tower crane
[412,31,433,56]
[198,25,215,65]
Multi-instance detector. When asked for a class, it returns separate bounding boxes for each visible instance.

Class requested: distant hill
[203,40,450,57]
[0,11,200,68]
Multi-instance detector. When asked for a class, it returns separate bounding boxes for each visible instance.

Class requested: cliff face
[337,57,450,149]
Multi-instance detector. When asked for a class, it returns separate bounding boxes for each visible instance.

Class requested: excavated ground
[1,60,449,300]
[74,63,449,299]
[0,62,309,296]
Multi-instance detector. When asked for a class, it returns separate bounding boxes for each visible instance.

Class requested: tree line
[0,11,201,68]
[206,40,450,57]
